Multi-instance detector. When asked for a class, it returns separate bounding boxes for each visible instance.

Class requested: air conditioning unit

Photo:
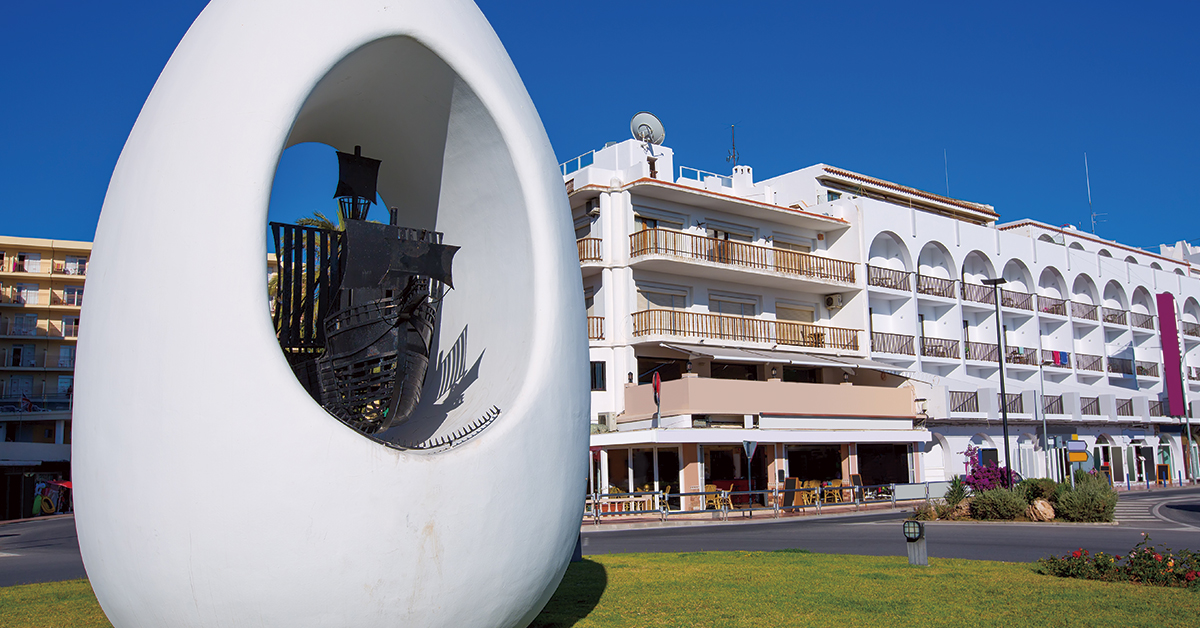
[824,294,844,310]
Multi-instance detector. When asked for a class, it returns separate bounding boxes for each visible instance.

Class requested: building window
[777,305,816,323]
[64,256,87,276]
[590,361,606,391]
[64,286,83,306]
[14,284,39,305]
[62,316,80,338]
[637,288,686,311]
[826,191,841,202]
[710,298,756,317]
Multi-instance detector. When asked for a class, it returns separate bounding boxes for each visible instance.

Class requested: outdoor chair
[704,483,719,510]
[823,479,843,504]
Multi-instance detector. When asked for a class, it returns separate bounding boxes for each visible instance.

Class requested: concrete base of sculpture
[73,1,588,626]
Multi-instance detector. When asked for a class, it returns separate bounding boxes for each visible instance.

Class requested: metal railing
[1136,360,1159,378]
[1150,400,1164,417]
[1041,350,1071,369]
[0,319,44,337]
[867,265,912,291]
[1102,307,1128,325]
[0,349,74,369]
[1005,347,1038,366]
[49,291,84,307]
[587,316,604,340]
[1072,302,1098,321]
[1000,392,1024,414]
[1044,395,1064,414]
[961,282,996,305]
[559,150,594,176]
[1,260,85,276]
[629,228,856,283]
[678,166,732,188]
[916,275,956,298]
[0,392,73,414]
[871,331,914,355]
[577,237,602,262]
[1131,312,1155,330]
[920,337,960,359]
[632,309,860,350]
[1116,398,1134,416]
[965,340,999,362]
[1081,396,1101,415]
[1000,289,1033,311]
[950,390,979,413]
[1076,353,1103,372]
[1108,357,1134,376]
[1038,295,1067,316]
[1184,322,1200,338]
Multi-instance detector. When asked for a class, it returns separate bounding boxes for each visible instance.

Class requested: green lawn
[4,552,1198,627]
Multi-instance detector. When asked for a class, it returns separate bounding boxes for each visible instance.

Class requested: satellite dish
[630,111,665,145]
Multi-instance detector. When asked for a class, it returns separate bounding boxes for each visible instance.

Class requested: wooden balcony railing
[1108,357,1134,376]
[949,391,979,413]
[1038,295,1067,316]
[1000,289,1033,311]
[1136,360,1159,378]
[587,316,604,340]
[1041,350,1071,369]
[1116,398,1135,416]
[965,341,999,362]
[870,331,915,355]
[629,228,856,283]
[961,282,996,305]
[1076,353,1103,372]
[1000,393,1024,414]
[920,337,960,359]
[1149,400,1164,417]
[867,266,912,291]
[1130,312,1155,330]
[577,238,602,262]
[916,275,956,298]
[1184,321,1200,338]
[1043,395,1064,415]
[1080,396,1101,415]
[1072,302,1098,321]
[1005,347,1038,366]
[631,309,859,351]
[1102,307,1128,326]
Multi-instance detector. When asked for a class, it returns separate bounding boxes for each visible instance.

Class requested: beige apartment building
[0,235,88,519]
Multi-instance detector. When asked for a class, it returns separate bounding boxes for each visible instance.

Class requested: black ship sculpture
[271,146,457,437]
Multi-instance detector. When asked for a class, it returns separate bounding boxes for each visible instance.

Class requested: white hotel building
[566,138,1200,511]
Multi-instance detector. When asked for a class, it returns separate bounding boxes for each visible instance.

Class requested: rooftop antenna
[943,148,950,197]
[1085,153,1106,233]
[630,111,665,149]
[726,125,739,166]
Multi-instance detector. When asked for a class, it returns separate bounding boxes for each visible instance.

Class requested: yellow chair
[823,479,843,504]
[705,484,719,510]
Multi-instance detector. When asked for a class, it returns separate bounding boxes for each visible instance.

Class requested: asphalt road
[0,516,87,587]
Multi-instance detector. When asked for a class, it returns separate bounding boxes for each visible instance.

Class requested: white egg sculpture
[72,1,589,626]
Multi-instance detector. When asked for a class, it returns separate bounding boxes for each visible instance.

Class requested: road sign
[743,440,757,459]
[652,372,661,406]
[1067,440,1087,452]
[1068,451,1090,463]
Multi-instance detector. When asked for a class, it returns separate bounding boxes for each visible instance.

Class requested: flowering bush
[1037,534,1200,588]
[962,462,1020,492]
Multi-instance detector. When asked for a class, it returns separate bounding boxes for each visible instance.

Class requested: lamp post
[982,277,1013,489]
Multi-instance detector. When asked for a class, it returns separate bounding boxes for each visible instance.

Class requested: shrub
[1057,481,1117,522]
[910,502,936,521]
[1038,534,1200,589]
[1017,478,1057,505]
[962,463,1020,492]
[970,488,1028,520]
[943,476,968,507]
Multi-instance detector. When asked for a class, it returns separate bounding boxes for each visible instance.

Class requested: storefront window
[632,448,655,492]
[607,449,628,493]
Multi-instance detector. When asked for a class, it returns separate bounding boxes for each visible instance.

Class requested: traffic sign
[652,372,661,406]
[1068,451,1090,463]
[743,440,757,459]
[1067,440,1087,452]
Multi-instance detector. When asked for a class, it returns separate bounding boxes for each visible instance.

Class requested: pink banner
[1158,292,1186,417]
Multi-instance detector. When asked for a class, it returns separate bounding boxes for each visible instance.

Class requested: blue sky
[3,1,1197,251]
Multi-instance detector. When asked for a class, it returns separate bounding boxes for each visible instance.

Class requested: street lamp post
[983,277,1013,489]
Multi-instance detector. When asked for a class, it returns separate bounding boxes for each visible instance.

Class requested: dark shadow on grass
[528,559,607,628]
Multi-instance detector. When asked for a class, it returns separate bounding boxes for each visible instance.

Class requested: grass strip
[4,551,1199,627]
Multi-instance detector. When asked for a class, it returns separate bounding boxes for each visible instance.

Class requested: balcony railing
[949,391,978,413]
[0,320,43,337]
[1044,395,1064,415]
[1041,350,1071,369]
[1136,360,1159,378]
[961,282,996,305]
[632,309,859,351]
[1038,295,1067,316]
[1076,353,1103,372]
[1000,393,1024,414]
[629,228,856,283]
[965,340,999,362]
[1184,322,1200,338]
[49,292,84,307]
[587,316,604,340]
[920,337,959,359]
[1107,357,1134,376]
[1130,312,1155,331]
[1072,302,1098,321]
[1,349,75,369]
[866,266,912,291]
[1150,400,1164,417]
[1080,396,1101,416]
[1102,307,1128,326]
[577,238,602,262]
[1,260,86,276]
[1189,366,1200,382]
[870,331,915,355]
[0,393,72,413]
[1116,398,1134,416]
[1000,289,1033,311]
[1005,347,1037,366]
[916,275,956,299]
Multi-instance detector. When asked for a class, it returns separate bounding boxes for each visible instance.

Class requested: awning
[827,356,910,374]
[660,343,848,368]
